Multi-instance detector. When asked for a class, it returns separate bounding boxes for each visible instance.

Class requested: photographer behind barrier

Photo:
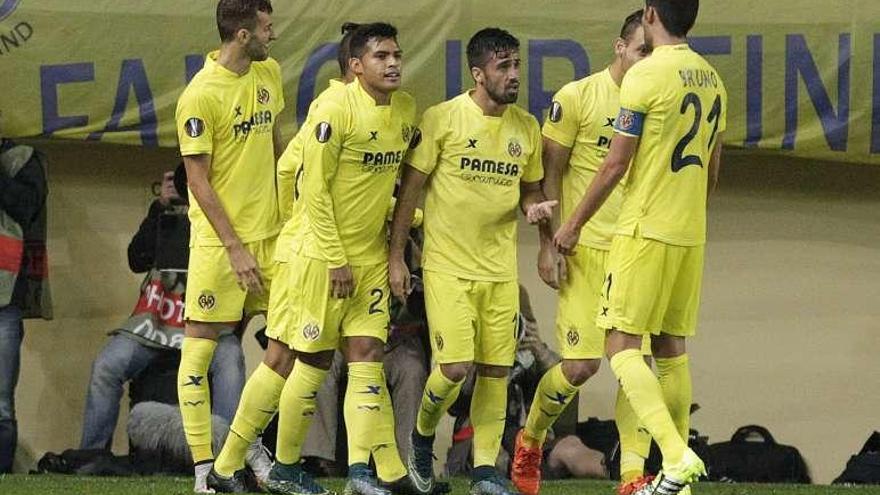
[0,133,50,474]
[78,165,245,453]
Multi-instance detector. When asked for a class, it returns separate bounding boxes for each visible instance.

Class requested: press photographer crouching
[75,166,245,470]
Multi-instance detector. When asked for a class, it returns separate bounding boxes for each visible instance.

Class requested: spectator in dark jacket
[0,137,49,473]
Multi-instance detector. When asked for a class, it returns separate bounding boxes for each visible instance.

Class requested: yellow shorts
[288,254,390,353]
[596,234,704,337]
[424,270,519,367]
[185,237,277,323]
[556,246,608,360]
[265,260,294,345]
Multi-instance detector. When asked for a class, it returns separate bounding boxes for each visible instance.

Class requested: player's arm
[272,120,286,161]
[707,134,723,199]
[185,153,264,293]
[177,89,264,293]
[520,127,557,224]
[302,102,353,298]
[386,196,423,228]
[390,111,441,302]
[537,137,573,289]
[389,165,429,302]
[554,134,637,255]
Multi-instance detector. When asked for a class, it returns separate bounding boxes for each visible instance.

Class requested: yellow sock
[345,362,386,466]
[178,337,217,463]
[275,360,327,465]
[471,375,507,468]
[215,363,286,477]
[610,349,685,468]
[523,364,578,447]
[416,367,463,437]
[656,355,692,441]
[373,373,407,482]
[616,386,651,483]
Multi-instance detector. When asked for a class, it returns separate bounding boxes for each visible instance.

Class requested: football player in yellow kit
[510,10,654,495]
[270,23,419,495]
[555,2,727,494]
[389,27,556,495]
[174,1,283,491]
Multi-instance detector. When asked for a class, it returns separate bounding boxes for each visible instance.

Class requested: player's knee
[344,336,384,362]
[439,362,472,383]
[475,363,509,378]
[651,334,686,358]
[297,349,335,370]
[562,359,600,386]
[262,339,296,378]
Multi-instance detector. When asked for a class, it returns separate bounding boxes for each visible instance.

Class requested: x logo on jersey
[183,375,204,387]
[234,106,243,118]
[601,307,609,317]
[545,391,568,405]
[604,117,615,127]
[467,138,478,148]
[370,131,379,141]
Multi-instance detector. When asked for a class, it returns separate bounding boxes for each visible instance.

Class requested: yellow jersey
[291,78,418,267]
[407,92,544,282]
[275,79,347,262]
[176,51,284,247]
[614,44,727,246]
[543,68,625,250]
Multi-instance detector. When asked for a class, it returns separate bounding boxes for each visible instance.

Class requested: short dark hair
[348,22,399,59]
[216,0,273,43]
[337,22,361,75]
[646,0,698,37]
[620,9,645,41]
[467,28,520,70]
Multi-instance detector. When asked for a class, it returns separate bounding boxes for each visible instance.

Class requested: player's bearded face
[482,50,521,105]
[357,38,403,95]
[245,11,275,62]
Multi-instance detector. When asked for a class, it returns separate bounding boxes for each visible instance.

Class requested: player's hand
[329,264,355,299]
[389,256,411,303]
[538,245,567,290]
[553,222,581,256]
[526,200,558,224]
[227,242,264,294]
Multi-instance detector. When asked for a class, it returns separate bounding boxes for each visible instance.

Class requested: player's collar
[463,90,507,119]
[652,43,690,54]
[205,50,251,79]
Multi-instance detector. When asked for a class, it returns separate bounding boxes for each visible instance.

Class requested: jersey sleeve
[176,87,214,156]
[406,106,444,175]
[276,130,304,222]
[522,118,545,183]
[542,83,580,148]
[614,64,657,138]
[301,100,348,267]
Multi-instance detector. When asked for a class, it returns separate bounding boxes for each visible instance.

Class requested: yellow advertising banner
[1,0,878,164]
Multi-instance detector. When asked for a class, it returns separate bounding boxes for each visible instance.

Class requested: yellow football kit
[176,50,284,322]
[286,78,418,352]
[599,44,728,336]
[543,68,627,359]
[408,91,543,366]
